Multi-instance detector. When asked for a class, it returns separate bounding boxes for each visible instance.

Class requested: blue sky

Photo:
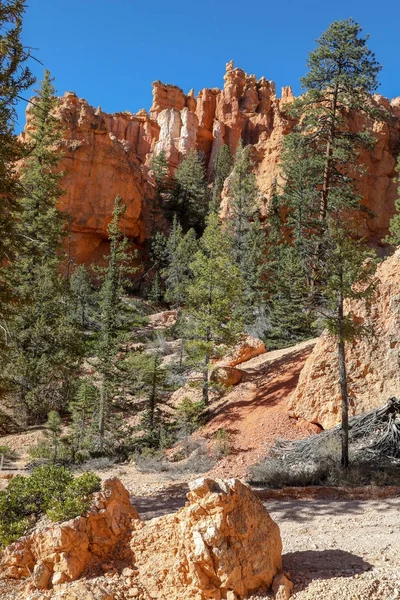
[16,0,399,130]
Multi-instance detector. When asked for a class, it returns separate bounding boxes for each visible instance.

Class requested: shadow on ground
[131,482,189,520]
[283,549,373,593]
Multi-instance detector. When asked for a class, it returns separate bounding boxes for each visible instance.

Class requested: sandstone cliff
[288,249,400,429]
[22,62,400,264]
[0,477,283,600]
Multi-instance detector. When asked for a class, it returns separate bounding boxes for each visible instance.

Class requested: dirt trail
[202,339,319,479]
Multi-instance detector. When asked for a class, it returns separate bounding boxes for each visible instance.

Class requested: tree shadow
[265,497,400,522]
[131,482,189,520]
[282,549,373,593]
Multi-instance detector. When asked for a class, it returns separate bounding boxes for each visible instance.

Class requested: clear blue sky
[16,0,399,130]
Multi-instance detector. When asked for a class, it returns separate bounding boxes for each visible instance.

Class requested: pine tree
[185,213,243,404]
[210,144,233,212]
[121,350,172,448]
[147,231,167,302]
[385,156,400,247]
[163,215,197,309]
[150,150,169,190]
[290,19,384,226]
[70,265,95,329]
[4,71,82,421]
[227,142,266,328]
[0,1,34,360]
[174,149,208,231]
[45,410,62,463]
[317,218,377,467]
[68,380,98,462]
[96,195,135,452]
[276,20,384,467]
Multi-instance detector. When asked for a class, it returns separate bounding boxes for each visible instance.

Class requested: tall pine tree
[185,213,243,404]
[174,149,208,232]
[276,20,384,466]
[0,0,34,363]
[5,71,81,421]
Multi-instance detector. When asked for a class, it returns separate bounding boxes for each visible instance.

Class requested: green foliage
[175,397,205,434]
[70,265,96,329]
[120,350,173,448]
[0,465,100,547]
[3,71,82,420]
[150,150,169,189]
[68,381,98,462]
[265,244,316,349]
[46,471,101,522]
[274,19,384,467]
[146,231,167,301]
[96,195,137,452]
[210,144,233,212]
[163,215,198,308]
[213,428,232,457]
[227,142,266,329]
[385,155,400,247]
[184,213,243,403]
[0,445,17,460]
[174,149,208,231]
[45,410,62,463]
[0,1,34,363]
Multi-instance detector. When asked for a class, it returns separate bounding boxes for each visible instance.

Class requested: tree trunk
[320,82,339,222]
[149,355,157,432]
[202,352,209,405]
[98,382,106,453]
[337,286,349,468]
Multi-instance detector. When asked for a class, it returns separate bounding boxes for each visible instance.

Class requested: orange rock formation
[288,249,400,429]
[0,477,283,599]
[21,62,400,264]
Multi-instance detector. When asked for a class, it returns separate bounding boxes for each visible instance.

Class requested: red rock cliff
[22,62,400,264]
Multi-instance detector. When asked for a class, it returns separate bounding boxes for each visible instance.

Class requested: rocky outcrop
[288,249,400,429]
[0,478,138,587]
[22,63,400,264]
[0,477,283,599]
[210,336,266,388]
[130,477,282,599]
[221,335,267,368]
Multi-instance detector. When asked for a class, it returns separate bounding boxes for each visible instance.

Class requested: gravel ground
[267,496,400,600]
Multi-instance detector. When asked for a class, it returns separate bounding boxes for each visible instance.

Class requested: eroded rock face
[0,478,138,588]
[288,249,400,429]
[130,477,282,599]
[22,63,400,264]
[0,477,282,600]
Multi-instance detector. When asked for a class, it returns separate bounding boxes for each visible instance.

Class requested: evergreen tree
[147,231,167,302]
[385,155,400,247]
[4,71,81,420]
[96,195,134,452]
[210,144,233,212]
[174,149,208,231]
[0,0,34,360]
[276,20,384,467]
[290,19,384,227]
[68,380,98,462]
[185,213,243,404]
[150,150,169,190]
[70,265,95,329]
[227,142,266,328]
[317,218,376,467]
[163,215,197,309]
[45,410,62,463]
[121,350,172,448]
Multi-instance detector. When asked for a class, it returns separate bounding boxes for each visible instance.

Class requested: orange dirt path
[201,339,319,479]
